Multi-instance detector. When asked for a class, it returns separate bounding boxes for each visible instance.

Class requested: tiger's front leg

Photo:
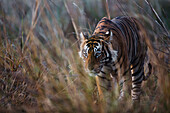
[95,76,104,101]
[118,64,132,101]
[96,66,113,102]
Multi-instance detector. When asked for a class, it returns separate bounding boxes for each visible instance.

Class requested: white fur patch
[105,30,110,35]
[96,43,101,49]
[78,51,82,58]
[84,44,88,50]
[109,31,113,41]
[107,40,118,62]
[94,43,102,57]
[79,44,89,59]
[111,49,118,62]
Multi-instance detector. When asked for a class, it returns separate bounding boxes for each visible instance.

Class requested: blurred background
[0,0,169,112]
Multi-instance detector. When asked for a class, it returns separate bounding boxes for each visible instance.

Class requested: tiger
[79,16,152,103]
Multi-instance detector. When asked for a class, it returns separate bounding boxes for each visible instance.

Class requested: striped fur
[79,16,152,102]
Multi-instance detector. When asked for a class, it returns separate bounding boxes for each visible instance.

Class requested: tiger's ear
[80,32,88,42]
[104,30,113,42]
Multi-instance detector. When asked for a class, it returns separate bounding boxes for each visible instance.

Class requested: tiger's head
[79,29,118,76]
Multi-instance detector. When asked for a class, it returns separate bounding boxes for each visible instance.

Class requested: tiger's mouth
[87,69,100,76]
[87,65,103,76]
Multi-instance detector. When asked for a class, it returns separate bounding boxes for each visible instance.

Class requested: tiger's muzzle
[87,64,103,76]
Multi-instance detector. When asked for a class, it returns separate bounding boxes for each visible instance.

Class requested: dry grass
[0,0,169,113]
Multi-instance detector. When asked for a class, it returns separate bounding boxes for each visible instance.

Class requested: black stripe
[116,50,122,63]
[98,19,113,25]
[105,19,114,24]
[132,66,143,76]
[101,71,106,74]
[132,89,141,92]
[100,25,108,28]
[130,55,138,64]
[122,68,130,76]
[99,27,105,30]
[118,22,128,38]
[119,56,125,68]
[110,28,122,35]
[114,69,117,73]
[132,72,144,83]
[103,48,107,57]
[112,63,116,67]
[98,20,105,24]
[105,45,112,61]
[131,55,143,69]
[86,39,100,43]
[97,75,111,81]
[102,42,105,50]
[99,32,106,34]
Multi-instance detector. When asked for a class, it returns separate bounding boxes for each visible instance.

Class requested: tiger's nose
[88,65,94,71]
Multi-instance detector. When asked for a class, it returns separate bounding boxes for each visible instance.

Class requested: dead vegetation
[0,0,169,113]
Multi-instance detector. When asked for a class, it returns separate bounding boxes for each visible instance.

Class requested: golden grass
[0,0,169,113]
